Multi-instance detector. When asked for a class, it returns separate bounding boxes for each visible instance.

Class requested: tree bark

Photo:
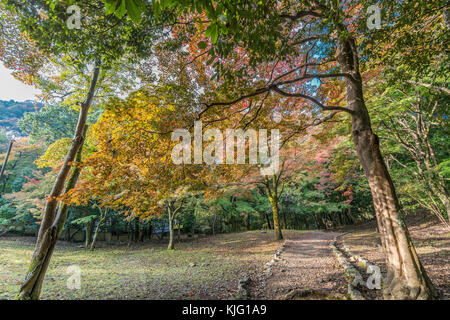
[167,200,183,250]
[84,220,93,248]
[134,218,139,243]
[90,208,107,251]
[272,198,283,240]
[15,61,100,300]
[267,193,283,240]
[263,175,284,240]
[168,214,175,250]
[337,36,437,299]
[0,139,14,183]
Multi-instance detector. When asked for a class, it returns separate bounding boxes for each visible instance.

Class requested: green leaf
[206,55,215,66]
[126,0,144,23]
[205,24,214,37]
[198,41,207,50]
[210,25,218,44]
[114,0,127,19]
[105,0,119,15]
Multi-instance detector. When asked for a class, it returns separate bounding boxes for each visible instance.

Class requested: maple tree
[131,0,441,299]
[2,0,169,299]
[0,0,447,302]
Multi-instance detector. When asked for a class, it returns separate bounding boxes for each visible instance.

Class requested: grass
[0,230,307,300]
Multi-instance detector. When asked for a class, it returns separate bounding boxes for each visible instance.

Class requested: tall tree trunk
[90,208,107,251]
[265,212,272,229]
[263,175,284,240]
[15,61,100,300]
[167,200,183,250]
[134,218,139,243]
[168,214,175,250]
[148,224,152,240]
[268,194,283,240]
[16,128,86,299]
[337,37,437,299]
[84,220,93,248]
[282,210,287,229]
[0,139,13,183]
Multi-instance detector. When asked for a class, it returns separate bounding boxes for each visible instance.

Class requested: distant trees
[370,84,450,227]
[0,100,43,133]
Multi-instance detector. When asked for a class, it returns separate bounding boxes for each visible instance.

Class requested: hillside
[0,100,43,134]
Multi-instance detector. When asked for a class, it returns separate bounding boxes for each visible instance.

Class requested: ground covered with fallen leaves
[0,230,305,300]
[342,213,450,299]
[250,231,348,300]
[1,215,447,300]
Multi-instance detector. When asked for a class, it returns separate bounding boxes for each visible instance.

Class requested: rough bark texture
[264,175,283,240]
[269,196,283,240]
[337,36,437,299]
[15,62,100,300]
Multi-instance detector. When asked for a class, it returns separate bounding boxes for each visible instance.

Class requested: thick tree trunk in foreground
[15,62,100,300]
[337,37,437,299]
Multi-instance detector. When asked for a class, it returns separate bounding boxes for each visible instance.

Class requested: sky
[0,63,41,101]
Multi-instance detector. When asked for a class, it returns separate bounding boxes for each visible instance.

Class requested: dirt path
[250,231,348,299]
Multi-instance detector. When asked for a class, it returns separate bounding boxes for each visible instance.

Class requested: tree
[262,173,284,240]
[4,0,164,300]
[370,84,449,227]
[165,197,185,250]
[65,87,205,250]
[0,138,14,183]
[90,206,109,251]
[143,0,440,299]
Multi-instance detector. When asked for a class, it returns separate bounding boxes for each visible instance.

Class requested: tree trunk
[282,210,287,229]
[16,129,85,299]
[268,195,283,240]
[15,62,100,300]
[148,224,152,239]
[0,139,14,183]
[90,208,107,251]
[134,218,139,243]
[337,36,437,299]
[168,215,174,250]
[84,220,93,248]
[127,222,132,247]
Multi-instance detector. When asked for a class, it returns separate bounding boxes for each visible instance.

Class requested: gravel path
[250,231,348,299]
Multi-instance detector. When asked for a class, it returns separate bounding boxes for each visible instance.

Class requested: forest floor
[0,214,447,300]
[249,231,348,299]
[340,213,450,300]
[0,230,307,300]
